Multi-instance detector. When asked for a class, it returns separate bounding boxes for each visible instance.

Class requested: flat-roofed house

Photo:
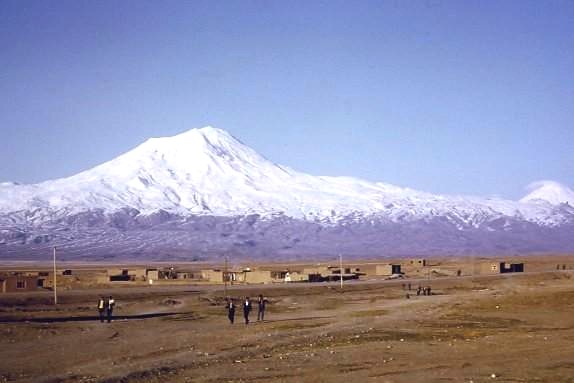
[0,273,39,293]
[375,264,402,276]
[481,262,525,274]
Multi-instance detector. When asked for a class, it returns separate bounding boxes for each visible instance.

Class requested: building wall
[375,264,396,276]
[243,270,274,284]
[107,268,147,278]
[479,262,525,275]
[481,262,501,274]
[349,264,376,276]
[409,259,427,267]
[201,270,224,283]
[174,271,200,279]
[0,275,38,293]
[285,271,308,282]
[501,262,524,273]
[146,269,159,281]
[302,266,330,276]
[130,268,148,279]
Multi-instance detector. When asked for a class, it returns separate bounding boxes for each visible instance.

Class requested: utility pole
[53,246,58,305]
[223,255,228,298]
[339,253,343,290]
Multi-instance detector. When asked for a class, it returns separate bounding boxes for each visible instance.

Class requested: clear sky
[1,0,572,199]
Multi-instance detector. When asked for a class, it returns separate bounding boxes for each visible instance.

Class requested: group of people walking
[404,284,432,299]
[226,294,267,325]
[97,295,116,323]
[95,292,266,325]
[416,286,432,296]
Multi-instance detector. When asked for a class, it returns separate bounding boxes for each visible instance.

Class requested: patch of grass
[271,321,330,331]
[313,329,438,348]
[437,315,524,329]
[337,362,370,373]
[546,361,574,370]
[350,309,388,318]
[266,304,302,314]
[316,298,345,311]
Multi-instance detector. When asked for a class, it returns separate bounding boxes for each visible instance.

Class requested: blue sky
[1,0,572,199]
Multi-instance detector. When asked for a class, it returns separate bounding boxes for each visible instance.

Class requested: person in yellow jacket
[97,296,106,322]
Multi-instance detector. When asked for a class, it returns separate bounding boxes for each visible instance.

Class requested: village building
[409,259,427,267]
[344,263,402,277]
[0,273,39,293]
[481,261,525,274]
[201,269,233,283]
[146,269,159,281]
[284,271,308,282]
[374,264,402,276]
[200,267,308,284]
[302,265,360,282]
[42,269,109,289]
[242,269,277,284]
[107,267,149,282]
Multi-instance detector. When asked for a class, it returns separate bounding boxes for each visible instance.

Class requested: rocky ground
[1,263,574,383]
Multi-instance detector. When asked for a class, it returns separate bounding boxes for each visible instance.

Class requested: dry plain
[1,257,574,383]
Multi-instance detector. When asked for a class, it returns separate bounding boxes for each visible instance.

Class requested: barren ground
[1,260,574,383]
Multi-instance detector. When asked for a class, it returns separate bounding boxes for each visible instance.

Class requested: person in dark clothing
[416,286,422,296]
[106,296,115,323]
[243,297,252,325]
[257,294,267,321]
[427,286,432,295]
[226,298,235,324]
[97,296,106,323]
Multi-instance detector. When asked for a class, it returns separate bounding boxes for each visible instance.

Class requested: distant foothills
[0,127,573,261]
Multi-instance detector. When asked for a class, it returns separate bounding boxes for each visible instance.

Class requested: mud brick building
[0,273,39,293]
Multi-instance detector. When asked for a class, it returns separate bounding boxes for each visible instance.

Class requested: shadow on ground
[0,312,182,323]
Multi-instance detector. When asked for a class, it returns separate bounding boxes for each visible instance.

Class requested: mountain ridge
[1,126,573,260]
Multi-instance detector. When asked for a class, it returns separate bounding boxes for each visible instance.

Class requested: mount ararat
[1,127,573,261]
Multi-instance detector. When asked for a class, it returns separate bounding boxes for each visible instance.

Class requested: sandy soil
[1,265,574,383]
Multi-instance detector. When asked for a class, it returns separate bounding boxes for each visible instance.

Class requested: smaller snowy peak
[520,180,574,205]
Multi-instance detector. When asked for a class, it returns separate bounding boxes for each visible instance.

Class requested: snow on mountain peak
[520,180,574,205]
[0,126,573,230]
[148,126,241,149]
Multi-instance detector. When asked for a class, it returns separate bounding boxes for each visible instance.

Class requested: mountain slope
[0,126,573,260]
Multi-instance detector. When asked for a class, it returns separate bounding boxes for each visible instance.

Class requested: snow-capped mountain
[520,180,574,205]
[1,127,573,261]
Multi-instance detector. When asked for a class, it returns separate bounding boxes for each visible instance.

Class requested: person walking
[106,296,115,323]
[257,294,267,321]
[227,298,236,324]
[97,296,106,323]
[243,297,252,325]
